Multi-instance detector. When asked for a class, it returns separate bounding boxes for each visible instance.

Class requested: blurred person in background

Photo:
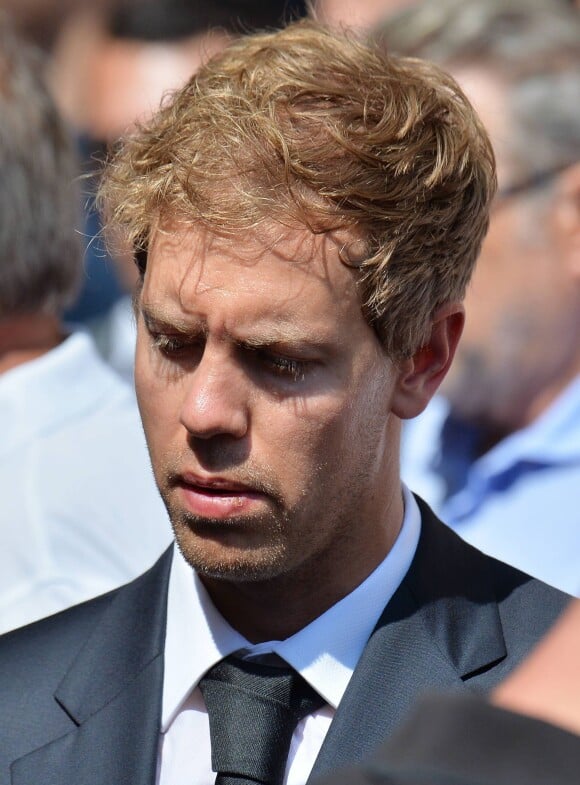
[3,1,307,327]
[375,0,580,596]
[312,0,418,33]
[0,0,112,51]
[2,0,126,321]
[0,19,171,634]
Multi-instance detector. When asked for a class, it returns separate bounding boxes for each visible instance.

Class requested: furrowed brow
[234,326,333,355]
[140,304,203,335]
[238,331,306,349]
[140,304,332,353]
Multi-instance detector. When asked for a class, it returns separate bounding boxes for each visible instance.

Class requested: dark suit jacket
[0,499,569,785]
[313,693,580,785]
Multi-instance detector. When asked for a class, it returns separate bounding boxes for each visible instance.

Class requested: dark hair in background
[0,21,80,317]
[108,0,308,41]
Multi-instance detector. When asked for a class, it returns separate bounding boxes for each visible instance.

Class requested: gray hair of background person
[0,19,80,319]
[373,0,580,182]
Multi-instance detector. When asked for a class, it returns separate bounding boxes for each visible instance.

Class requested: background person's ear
[390,303,464,420]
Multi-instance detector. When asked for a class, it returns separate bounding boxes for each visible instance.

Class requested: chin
[172,514,289,583]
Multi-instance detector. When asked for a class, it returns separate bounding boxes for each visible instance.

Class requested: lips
[181,473,257,493]
[176,473,267,518]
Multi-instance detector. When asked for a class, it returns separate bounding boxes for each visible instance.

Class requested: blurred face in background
[85,29,230,142]
[440,66,580,432]
[315,0,419,31]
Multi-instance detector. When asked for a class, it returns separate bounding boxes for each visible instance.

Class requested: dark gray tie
[199,654,325,785]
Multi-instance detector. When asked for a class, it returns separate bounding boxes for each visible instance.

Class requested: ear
[553,163,580,278]
[391,303,465,420]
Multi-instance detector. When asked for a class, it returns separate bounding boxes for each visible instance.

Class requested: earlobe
[391,304,465,419]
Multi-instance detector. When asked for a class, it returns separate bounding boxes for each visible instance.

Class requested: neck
[201,491,404,643]
[0,313,64,374]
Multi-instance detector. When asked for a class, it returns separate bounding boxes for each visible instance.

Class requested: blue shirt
[402,379,580,597]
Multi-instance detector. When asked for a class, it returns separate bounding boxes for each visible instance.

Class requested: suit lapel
[309,501,507,781]
[11,658,164,785]
[12,547,173,785]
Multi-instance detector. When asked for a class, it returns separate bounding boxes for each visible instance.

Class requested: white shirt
[88,294,137,386]
[0,331,172,633]
[158,485,421,785]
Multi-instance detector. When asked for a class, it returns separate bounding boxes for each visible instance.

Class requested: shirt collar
[162,484,420,730]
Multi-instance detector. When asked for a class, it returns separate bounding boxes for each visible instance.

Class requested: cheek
[260,379,388,485]
[134,343,158,426]
[134,343,182,456]
[467,209,531,330]
[462,256,511,345]
[253,394,350,485]
[345,372,394,474]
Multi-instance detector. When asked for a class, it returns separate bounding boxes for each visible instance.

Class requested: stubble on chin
[168,504,291,582]
[154,449,291,581]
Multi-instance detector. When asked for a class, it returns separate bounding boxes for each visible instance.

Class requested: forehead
[141,221,370,339]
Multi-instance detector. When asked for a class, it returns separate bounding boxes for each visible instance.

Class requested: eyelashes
[261,354,307,382]
[150,333,191,356]
[149,332,308,383]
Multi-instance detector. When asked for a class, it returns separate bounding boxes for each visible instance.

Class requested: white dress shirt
[0,331,172,633]
[88,294,137,386]
[158,485,421,785]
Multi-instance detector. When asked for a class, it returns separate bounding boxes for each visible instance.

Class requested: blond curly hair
[99,20,495,358]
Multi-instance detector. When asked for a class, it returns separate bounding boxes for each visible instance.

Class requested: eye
[150,333,190,357]
[262,353,307,382]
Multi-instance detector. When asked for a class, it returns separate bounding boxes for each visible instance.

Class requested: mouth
[180,473,258,492]
[175,473,268,519]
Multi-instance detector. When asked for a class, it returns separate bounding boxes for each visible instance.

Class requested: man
[0,21,170,633]
[376,0,580,596]
[0,20,569,785]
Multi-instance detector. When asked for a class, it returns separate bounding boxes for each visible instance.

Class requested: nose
[179,345,249,440]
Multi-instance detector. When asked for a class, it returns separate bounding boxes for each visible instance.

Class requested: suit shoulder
[414,494,570,635]
[0,549,171,774]
[0,588,116,692]
[486,550,570,645]
[0,547,172,693]
[0,589,119,769]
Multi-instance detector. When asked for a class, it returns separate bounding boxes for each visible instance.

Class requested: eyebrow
[140,302,334,353]
[233,327,326,350]
[140,304,201,335]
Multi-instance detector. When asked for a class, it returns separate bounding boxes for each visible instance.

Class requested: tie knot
[199,654,325,785]
[204,654,323,719]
